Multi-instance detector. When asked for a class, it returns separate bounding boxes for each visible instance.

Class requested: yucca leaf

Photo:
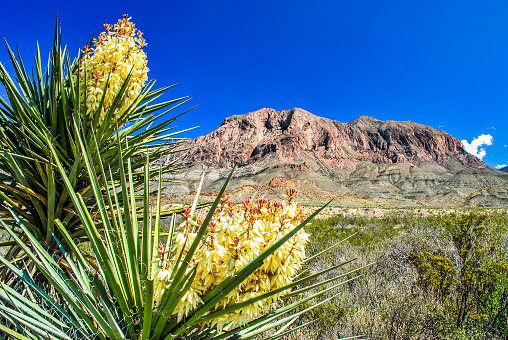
[108,165,135,307]
[0,323,32,340]
[33,158,48,188]
[124,100,192,145]
[0,254,85,333]
[54,219,90,290]
[0,304,72,340]
[211,293,341,340]
[54,157,81,220]
[125,136,144,311]
[96,287,126,340]
[90,133,133,311]
[284,264,373,299]
[141,150,151,282]
[304,231,360,264]
[151,166,163,275]
[246,277,358,335]
[136,83,178,103]
[151,231,189,329]
[45,133,136,338]
[45,155,56,244]
[0,191,38,231]
[210,275,359,340]
[0,221,98,337]
[142,279,155,340]
[3,153,47,227]
[264,319,316,340]
[19,217,119,339]
[191,170,206,217]
[0,283,66,328]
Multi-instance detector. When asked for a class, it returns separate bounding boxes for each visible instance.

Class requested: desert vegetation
[1,13,506,340]
[282,209,508,339]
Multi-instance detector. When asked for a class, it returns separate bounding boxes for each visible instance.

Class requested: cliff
[183,107,483,169]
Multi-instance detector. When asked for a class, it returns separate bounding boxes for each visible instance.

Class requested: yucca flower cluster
[75,14,148,120]
[154,189,310,331]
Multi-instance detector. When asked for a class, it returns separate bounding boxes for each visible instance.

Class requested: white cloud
[461,134,493,160]
[495,164,507,169]
[488,126,496,130]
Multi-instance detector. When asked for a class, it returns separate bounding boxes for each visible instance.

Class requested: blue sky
[1,0,507,168]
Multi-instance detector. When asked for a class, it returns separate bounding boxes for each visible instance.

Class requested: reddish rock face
[182,107,483,169]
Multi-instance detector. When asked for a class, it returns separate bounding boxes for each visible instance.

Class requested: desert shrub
[410,212,508,338]
[283,209,508,340]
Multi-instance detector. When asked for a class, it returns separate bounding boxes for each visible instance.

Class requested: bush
[410,212,508,338]
[289,210,508,339]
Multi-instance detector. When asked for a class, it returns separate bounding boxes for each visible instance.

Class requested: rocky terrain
[164,108,508,207]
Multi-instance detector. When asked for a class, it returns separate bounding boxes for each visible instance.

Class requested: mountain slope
[168,108,508,207]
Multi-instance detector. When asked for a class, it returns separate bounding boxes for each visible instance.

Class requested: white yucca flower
[153,189,310,329]
[75,14,149,122]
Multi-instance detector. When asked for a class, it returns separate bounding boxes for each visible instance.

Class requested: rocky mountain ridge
[184,107,483,169]
[166,108,508,207]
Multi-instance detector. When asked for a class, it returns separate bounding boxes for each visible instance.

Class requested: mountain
[500,166,508,173]
[166,108,508,207]
[183,107,483,168]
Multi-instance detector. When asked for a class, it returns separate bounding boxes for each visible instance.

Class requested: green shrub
[410,212,508,338]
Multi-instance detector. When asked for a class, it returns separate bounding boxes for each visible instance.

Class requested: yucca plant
[0,15,194,263]
[0,114,371,339]
[0,15,371,339]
